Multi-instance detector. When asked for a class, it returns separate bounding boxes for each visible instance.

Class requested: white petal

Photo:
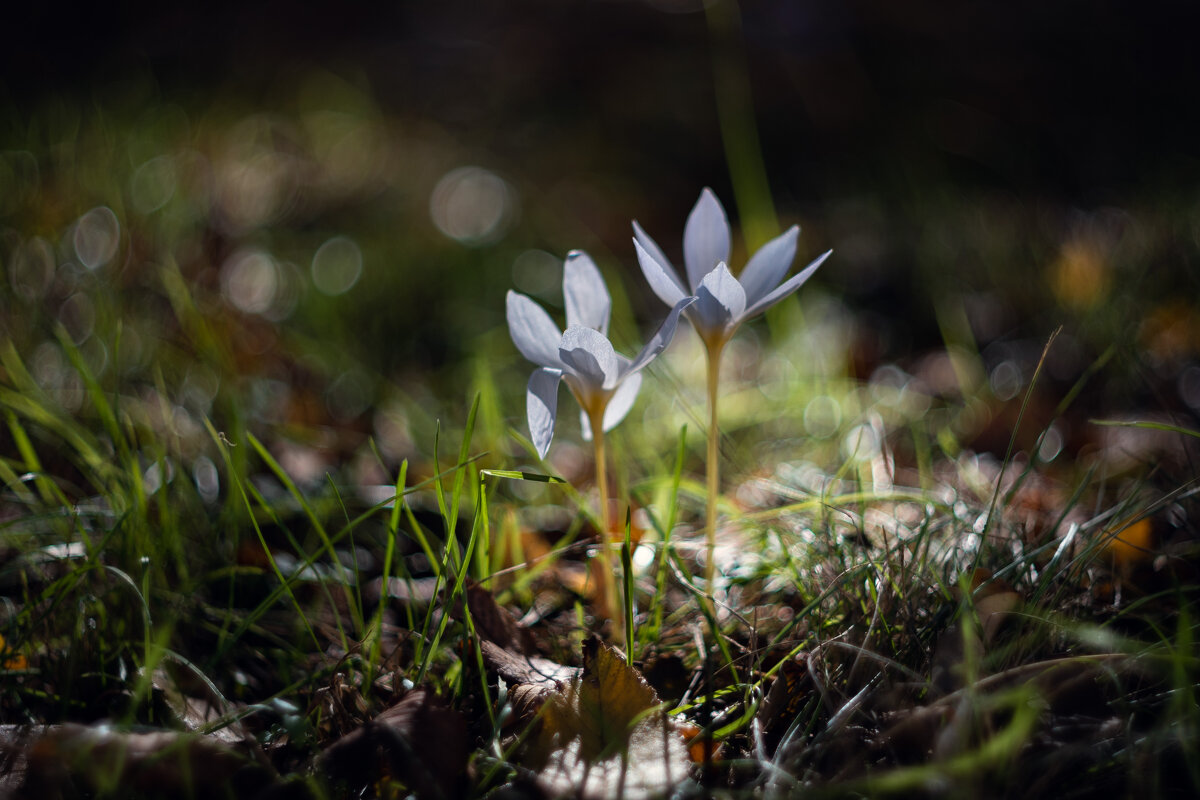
[633,237,688,308]
[626,296,695,375]
[506,290,563,368]
[683,188,731,292]
[602,371,642,432]
[563,250,611,335]
[527,367,562,459]
[690,263,746,337]
[559,325,620,390]
[632,220,677,281]
[579,369,642,439]
[744,249,831,319]
[737,225,799,307]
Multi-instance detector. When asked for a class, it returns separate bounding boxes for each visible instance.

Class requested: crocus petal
[737,225,799,307]
[559,325,620,389]
[683,188,731,292]
[601,370,642,432]
[507,290,563,368]
[632,220,679,282]
[626,296,695,375]
[563,250,611,335]
[579,407,592,442]
[526,367,562,458]
[744,249,832,318]
[578,370,641,441]
[690,263,746,337]
[633,237,688,308]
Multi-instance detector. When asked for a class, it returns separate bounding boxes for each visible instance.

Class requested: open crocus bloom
[507,250,694,458]
[632,187,832,350]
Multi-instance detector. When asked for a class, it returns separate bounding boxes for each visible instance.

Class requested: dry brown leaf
[152,665,254,748]
[465,581,538,655]
[755,654,812,757]
[319,687,468,800]
[480,639,580,691]
[16,723,274,799]
[975,589,1021,644]
[524,636,691,800]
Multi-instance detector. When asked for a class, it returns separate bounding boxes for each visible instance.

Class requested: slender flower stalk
[507,250,693,631]
[703,337,724,594]
[633,188,832,594]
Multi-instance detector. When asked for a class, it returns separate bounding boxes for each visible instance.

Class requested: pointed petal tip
[742,247,831,318]
[684,188,731,291]
[563,250,610,333]
[633,236,688,307]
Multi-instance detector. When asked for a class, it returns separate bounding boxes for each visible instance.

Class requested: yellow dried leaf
[527,637,691,800]
[1106,517,1155,568]
[0,633,27,670]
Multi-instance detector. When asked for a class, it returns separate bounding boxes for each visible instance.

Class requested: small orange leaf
[1106,518,1155,568]
[676,722,722,764]
[0,633,27,670]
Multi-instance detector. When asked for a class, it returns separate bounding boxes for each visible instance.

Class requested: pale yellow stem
[589,408,622,642]
[704,339,726,604]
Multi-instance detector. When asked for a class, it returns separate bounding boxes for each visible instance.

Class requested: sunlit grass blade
[1089,417,1200,440]
[204,418,320,653]
[622,506,634,663]
[246,432,360,641]
[480,469,566,484]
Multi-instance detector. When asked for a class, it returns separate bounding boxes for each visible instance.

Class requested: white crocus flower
[632,187,831,351]
[631,187,832,596]
[507,250,693,459]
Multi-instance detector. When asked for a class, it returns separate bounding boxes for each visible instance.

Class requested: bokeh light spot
[311,236,363,296]
[842,422,881,461]
[193,456,220,504]
[73,206,120,269]
[326,370,372,422]
[131,155,178,214]
[804,395,842,438]
[1037,424,1064,462]
[58,292,96,344]
[1050,239,1109,310]
[1179,365,1200,411]
[512,249,561,300]
[221,249,279,314]
[9,237,55,301]
[989,360,1022,401]
[430,166,516,245]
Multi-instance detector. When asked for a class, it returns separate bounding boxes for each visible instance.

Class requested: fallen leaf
[0,633,27,670]
[319,687,469,800]
[755,654,811,757]
[524,636,691,800]
[368,575,442,606]
[152,664,253,747]
[1105,517,1155,568]
[465,580,538,655]
[16,723,275,799]
[480,639,580,692]
[933,570,1025,692]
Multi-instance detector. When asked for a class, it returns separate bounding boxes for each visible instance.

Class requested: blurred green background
[2,0,1199,478]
